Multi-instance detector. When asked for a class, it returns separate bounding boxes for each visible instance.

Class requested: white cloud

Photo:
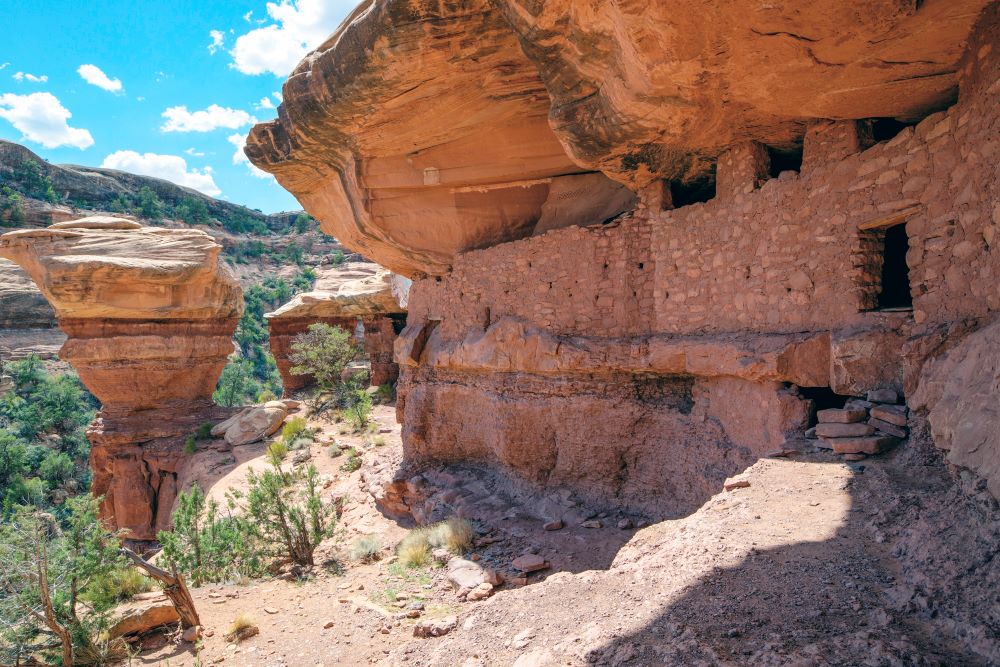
[13,72,48,83]
[208,30,225,54]
[227,132,272,179]
[230,0,354,76]
[0,92,94,149]
[77,64,123,93]
[101,150,221,196]
[161,104,256,133]
[243,10,254,22]
[184,147,206,157]
[273,91,283,102]
[0,63,8,72]
[255,96,275,110]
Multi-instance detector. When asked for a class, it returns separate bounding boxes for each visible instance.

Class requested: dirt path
[136,407,999,666]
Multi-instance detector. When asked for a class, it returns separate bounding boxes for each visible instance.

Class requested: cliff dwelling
[0,0,998,664]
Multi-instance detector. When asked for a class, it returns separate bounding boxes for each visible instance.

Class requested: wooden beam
[858,205,924,231]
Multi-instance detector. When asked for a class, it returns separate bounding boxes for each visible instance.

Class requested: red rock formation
[266,263,406,391]
[247,0,989,277]
[249,3,1000,507]
[0,217,242,540]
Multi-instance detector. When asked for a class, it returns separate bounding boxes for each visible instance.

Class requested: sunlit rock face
[246,0,988,277]
[248,0,1000,513]
[0,216,243,541]
[266,262,406,391]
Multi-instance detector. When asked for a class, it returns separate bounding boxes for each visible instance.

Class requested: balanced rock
[0,219,242,540]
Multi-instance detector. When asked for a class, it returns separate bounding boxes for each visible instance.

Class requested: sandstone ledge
[396,317,830,387]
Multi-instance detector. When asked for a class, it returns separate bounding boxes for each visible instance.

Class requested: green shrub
[80,566,155,609]
[289,324,359,393]
[374,383,395,403]
[266,441,288,466]
[339,448,361,473]
[196,422,214,440]
[184,435,198,455]
[282,417,308,442]
[345,389,373,431]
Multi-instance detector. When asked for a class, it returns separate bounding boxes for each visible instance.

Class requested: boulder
[109,595,180,638]
[0,218,243,541]
[223,401,289,446]
[912,319,1000,499]
[413,615,458,638]
[447,558,487,590]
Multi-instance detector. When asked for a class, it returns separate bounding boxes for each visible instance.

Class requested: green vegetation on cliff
[0,356,98,515]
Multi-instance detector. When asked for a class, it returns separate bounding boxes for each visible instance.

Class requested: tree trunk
[120,548,201,628]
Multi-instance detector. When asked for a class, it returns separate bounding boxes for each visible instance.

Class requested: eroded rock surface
[0,258,63,362]
[247,0,989,276]
[0,217,243,540]
[266,262,406,391]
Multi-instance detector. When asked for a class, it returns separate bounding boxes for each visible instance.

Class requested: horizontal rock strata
[266,263,406,391]
[247,0,989,277]
[251,2,1000,509]
[0,217,243,540]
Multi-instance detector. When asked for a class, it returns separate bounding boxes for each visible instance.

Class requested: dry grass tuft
[225,613,259,642]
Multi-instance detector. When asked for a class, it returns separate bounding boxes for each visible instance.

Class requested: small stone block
[870,405,908,427]
[844,399,874,411]
[828,436,900,455]
[817,408,868,424]
[867,388,899,404]
[724,479,751,491]
[511,554,548,573]
[869,418,907,438]
[815,422,876,438]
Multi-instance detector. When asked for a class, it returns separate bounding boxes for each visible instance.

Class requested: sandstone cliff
[266,262,406,390]
[0,217,243,540]
[247,0,990,277]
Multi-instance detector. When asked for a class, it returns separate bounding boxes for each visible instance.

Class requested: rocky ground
[129,404,999,667]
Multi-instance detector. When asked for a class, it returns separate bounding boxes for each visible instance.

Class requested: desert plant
[289,323,359,393]
[185,435,198,455]
[349,535,383,562]
[344,389,373,431]
[80,566,155,609]
[396,529,431,568]
[373,383,395,403]
[225,613,258,642]
[267,441,289,466]
[339,447,362,473]
[195,422,214,440]
[371,435,386,447]
[427,517,474,554]
[242,464,336,567]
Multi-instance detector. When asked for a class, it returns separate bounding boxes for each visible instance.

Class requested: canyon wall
[249,1,1000,513]
[266,262,406,391]
[0,217,242,540]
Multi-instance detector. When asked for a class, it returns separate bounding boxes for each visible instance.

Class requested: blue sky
[1,0,358,213]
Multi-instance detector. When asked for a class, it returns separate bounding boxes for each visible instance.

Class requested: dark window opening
[767,145,803,178]
[798,386,850,427]
[389,312,408,335]
[877,224,912,310]
[868,118,917,144]
[670,177,716,208]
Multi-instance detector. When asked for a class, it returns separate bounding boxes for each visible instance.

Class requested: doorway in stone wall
[877,223,912,310]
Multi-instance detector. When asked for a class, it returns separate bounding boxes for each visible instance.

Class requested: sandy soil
[133,405,999,667]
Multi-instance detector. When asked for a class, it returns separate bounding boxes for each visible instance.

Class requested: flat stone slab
[512,554,548,573]
[870,405,908,427]
[869,418,908,438]
[815,422,876,438]
[817,408,868,424]
[825,435,900,455]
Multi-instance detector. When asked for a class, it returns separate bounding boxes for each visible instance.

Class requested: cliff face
[0,216,243,540]
[246,0,990,277]
[248,0,1000,512]
[266,262,406,391]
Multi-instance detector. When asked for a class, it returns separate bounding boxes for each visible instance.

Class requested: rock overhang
[246,0,991,277]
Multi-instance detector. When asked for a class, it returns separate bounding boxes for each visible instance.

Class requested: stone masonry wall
[397,13,1000,515]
